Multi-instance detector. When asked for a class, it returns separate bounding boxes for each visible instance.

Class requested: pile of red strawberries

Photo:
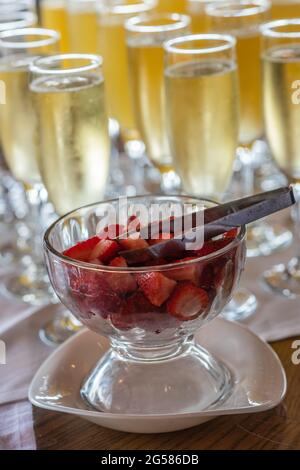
[62,218,240,330]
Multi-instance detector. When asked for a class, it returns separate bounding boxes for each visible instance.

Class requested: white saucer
[29,317,286,433]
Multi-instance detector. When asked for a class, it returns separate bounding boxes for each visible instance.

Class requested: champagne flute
[0,0,36,14]
[67,0,98,54]
[125,12,190,192]
[164,34,238,200]
[0,10,38,265]
[271,0,300,20]
[187,0,223,34]
[40,0,70,52]
[29,52,110,343]
[262,19,300,297]
[164,33,257,321]
[155,0,187,14]
[0,27,60,304]
[206,0,292,258]
[97,0,156,160]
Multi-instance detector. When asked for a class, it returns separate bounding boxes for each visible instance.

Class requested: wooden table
[33,338,300,450]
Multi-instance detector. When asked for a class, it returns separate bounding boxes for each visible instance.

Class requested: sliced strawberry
[214,259,235,296]
[126,290,162,314]
[111,290,165,331]
[90,239,120,264]
[63,236,100,262]
[198,263,214,290]
[196,238,233,257]
[127,215,141,232]
[148,232,174,246]
[98,224,126,239]
[87,287,123,318]
[110,312,132,331]
[109,256,128,268]
[88,258,103,265]
[167,282,209,321]
[223,228,238,239]
[144,257,168,267]
[118,237,149,251]
[106,256,137,294]
[165,257,200,283]
[67,268,123,318]
[136,272,176,307]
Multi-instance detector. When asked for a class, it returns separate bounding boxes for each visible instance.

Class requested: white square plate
[29,317,286,433]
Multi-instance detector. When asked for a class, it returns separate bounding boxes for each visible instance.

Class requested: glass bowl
[44,195,246,414]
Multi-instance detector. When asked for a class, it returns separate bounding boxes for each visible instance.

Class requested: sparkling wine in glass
[164,34,239,199]
[0,27,60,305]
[0,9,38,266]
[40,0,70,52]
[187,0,224,34]
[30,54,110,216]
[97,0,156,159]
[262,19,300,297]
[206,0,292,258]
[126,12,190,191]
[29,52,111,343]
[271,0,300,20]
[164,33,257,321]
[155,0,187,14]
[67,0,98,54]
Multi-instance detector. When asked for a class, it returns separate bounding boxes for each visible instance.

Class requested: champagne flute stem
[293,184,300,261]
[24,183,47,262]
[238,146,254,196]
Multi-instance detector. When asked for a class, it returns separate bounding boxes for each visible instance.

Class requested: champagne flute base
[246,221,292,258]
[0,264,56,306]
[222,287,258,321]
[39,308,82,346]
[263,258,300,299]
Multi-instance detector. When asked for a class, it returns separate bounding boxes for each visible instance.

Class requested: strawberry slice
[63,236,100,262]
[148,232,174,246]
[109,256,128,268]
[144,257,167,267]
[214,259,235,295]
[118,237,149,251]
[127,215,141,233]
[67,268,123,318]
[98,224,126,239]
[223,228,238,239]
[107,256,137,294]
[167,282,209,321]
[196,238,233,257]
[198,263,214,290]
[126,290,162,314]
[90,239,120,264]
[88,258,103,265]
[136,272,176,307]
[165,257,200,283]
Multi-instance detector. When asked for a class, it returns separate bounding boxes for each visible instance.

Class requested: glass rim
[97,0,156,16]
[125,13,191,33]
[0,0,34,9]
[0,12,37,31]
[163,33,236,55]
[30,53,103,75]
[261,18,300,38]
[206,0,270,18]
[67,0,99,14]
[44,195,246,274]
[0,27,60,49]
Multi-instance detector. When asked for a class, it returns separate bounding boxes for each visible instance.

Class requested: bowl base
[80,340,233,415]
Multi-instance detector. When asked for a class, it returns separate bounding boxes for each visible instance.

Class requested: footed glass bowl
[44,196,246,414]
